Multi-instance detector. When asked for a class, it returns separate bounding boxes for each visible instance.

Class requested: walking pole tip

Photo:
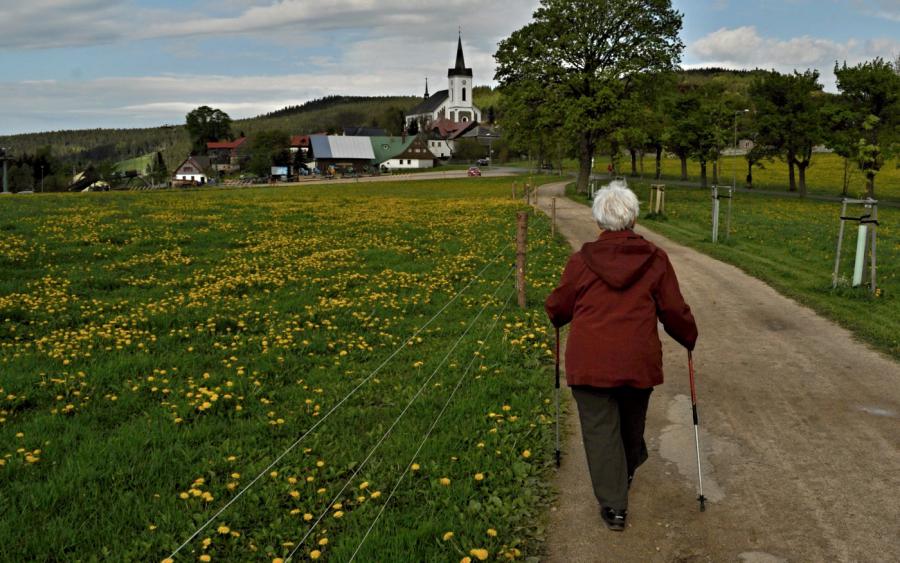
[698,495,706,512]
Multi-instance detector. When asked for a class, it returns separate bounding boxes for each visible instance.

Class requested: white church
[406,36,483,129]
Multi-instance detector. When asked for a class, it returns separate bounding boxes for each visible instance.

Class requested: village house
[308,135,376,174]
[207,137,249,173]
[380,136,435,170]
[173,156,210,185]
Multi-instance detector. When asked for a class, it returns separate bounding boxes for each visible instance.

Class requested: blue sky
[0,0,897,134]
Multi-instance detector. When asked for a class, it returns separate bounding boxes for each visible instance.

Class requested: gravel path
[535,181,899,563]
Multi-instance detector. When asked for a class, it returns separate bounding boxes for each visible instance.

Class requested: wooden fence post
[516,212,528,309]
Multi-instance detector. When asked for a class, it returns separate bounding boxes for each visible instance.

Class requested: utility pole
[41,165,44,193]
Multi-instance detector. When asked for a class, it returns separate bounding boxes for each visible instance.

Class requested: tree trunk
[629,149,638,176]
[746,159,753,189]
[867,175,875,199]
[787,153,796,192]
[576,133,595,193]
[680,155,688,181]
[639,150,644,177]
[655,145,662,180]
[797,161,808,197]
[841,158,849,196]
[712,159,719,186]
[700,160,707,189]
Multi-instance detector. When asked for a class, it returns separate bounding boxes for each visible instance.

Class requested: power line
[285,268,514,561]
[166,247,510,560]
[349,287,517,561]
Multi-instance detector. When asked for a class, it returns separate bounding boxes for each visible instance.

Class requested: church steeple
[448,32,472,78]
[424,77,429,99]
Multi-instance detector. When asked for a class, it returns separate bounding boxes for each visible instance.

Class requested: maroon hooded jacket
[545,230,698,389]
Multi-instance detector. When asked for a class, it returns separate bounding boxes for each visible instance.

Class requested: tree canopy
[185,106,233,155]
[495,0,684,192]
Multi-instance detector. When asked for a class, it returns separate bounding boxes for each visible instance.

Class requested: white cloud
[688,26,899,90]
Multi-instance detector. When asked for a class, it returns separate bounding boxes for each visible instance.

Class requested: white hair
[592,180,640,231]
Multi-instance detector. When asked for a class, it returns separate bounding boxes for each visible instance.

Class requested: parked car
[467,166,482,177]
[476,158,490,166]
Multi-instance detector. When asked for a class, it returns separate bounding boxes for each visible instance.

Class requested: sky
[0,0,897,135]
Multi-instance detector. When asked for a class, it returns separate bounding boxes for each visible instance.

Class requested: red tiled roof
[207,137,248,150]
[291,135,310,147]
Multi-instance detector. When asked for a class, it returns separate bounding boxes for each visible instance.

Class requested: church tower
[447,34,475,123]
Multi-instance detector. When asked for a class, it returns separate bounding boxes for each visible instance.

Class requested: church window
[462,88,467,102]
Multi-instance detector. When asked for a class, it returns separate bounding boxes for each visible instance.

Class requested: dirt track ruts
[536,181,900,563]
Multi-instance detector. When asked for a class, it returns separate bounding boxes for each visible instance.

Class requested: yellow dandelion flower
[502,405,511,411]
[217,525,230,535]
[332,502,343,510]
[318,538,329,546]
[461,558,472,563]
[474,473,484,481]
[443,531,454,541]
[370,491,382,499]
[303,513,313,521]
[162,559,174,563]
[273,559,284,563]
[310,550,321,559]
[439,477,451,486]
[316,460,325,468]
[359,481,369,490]
[230,472,240,479]
[411,463,420,471]
[470,548,489,561]
[199,555,211,562]
[487,528,497,537]
[522,450,531,458]
[333,510,344,518]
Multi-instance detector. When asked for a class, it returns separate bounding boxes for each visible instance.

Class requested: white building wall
[427,140,454,158]
[384,158,434,170]
[175,173,208,183]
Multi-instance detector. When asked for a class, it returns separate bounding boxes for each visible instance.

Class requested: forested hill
[0,95,421,170]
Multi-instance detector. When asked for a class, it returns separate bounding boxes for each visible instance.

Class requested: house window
[462,88,467,102]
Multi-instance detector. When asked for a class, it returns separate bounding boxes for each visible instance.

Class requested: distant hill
[0,95,421,171]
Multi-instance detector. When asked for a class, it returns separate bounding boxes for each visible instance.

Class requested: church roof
[408,89,449,116]
[448,36,473,77]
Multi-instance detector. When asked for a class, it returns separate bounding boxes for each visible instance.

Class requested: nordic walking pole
[688,351,706,511]
[555,326,561,467]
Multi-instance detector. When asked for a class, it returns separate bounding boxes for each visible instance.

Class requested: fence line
[166,246,512,560]
[348,287,518,561]
[285,268,515,561]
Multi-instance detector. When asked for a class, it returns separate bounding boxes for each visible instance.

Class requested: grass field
[567,182,900,360]
[513,152,900,201]
[0,177,569,562]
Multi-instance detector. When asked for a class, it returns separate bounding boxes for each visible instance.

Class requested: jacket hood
[580,231,657,290]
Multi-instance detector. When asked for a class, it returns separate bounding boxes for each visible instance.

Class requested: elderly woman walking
[545,181,698,532]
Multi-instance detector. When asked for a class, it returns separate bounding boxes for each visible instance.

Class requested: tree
[374,106,406,136]
[495,0,683,193]
[750,70,824,196]
[834,58,900,198]
[185,106,233,155]
[9,164,34,192]
[822,95,860,196]
[247,130,291,177]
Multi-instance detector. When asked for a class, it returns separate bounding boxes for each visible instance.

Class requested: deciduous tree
[495,0,683,193]
[185,106,233,155]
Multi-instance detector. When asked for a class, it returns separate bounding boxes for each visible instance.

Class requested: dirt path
[535,182,900,563]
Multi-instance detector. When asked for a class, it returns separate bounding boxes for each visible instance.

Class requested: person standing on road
[545,181,698,531]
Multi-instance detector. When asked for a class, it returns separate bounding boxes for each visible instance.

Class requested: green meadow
[0,177,569,562]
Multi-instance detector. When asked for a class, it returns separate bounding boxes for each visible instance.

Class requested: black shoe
[601,507,627,531]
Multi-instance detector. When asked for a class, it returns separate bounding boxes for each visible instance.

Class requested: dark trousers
[571,385,652,510]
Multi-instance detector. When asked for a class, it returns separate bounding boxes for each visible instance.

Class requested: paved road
[235,166,520,189]
[536,182,900,563]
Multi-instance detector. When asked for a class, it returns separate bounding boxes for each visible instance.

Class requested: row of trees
[495,0,899,198]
